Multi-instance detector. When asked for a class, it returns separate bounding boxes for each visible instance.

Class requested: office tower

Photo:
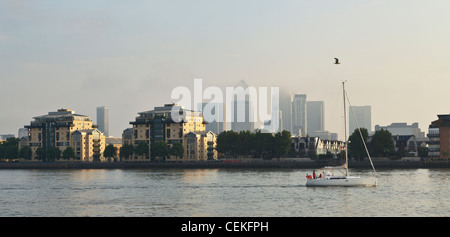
[230,80,254,132]
[307,101,324,137]
[97,106,109,137]
[292,94,307,136]
[375,122,424,138]
[200,102,224,135]
[18,128,28,139]
[349,105,371,135]
[231,100,253,132]
[331,133,338,140]
[279,89,292,134]
[262,92,282,133]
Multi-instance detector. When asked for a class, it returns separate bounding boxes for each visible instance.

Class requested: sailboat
[305,81,378,187]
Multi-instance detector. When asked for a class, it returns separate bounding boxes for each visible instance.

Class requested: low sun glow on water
[0,168,449,216]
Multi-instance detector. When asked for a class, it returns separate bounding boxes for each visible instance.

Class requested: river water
[0,168,449,217]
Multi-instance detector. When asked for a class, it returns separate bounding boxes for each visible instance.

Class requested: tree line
[119,141,184,161]
[215,130,292,159]
[348,128,427,160]
[0,137,79,162]
[0,137,19,161]
[2,127,424,162]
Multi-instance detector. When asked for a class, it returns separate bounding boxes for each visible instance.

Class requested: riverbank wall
[0,160,449,169]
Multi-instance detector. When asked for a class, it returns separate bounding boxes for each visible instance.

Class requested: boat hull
[305,176,377,187]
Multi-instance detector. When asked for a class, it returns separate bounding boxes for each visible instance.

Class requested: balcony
[427,133,439,138]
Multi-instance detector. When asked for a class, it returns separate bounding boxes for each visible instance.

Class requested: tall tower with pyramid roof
[230,80,255,132]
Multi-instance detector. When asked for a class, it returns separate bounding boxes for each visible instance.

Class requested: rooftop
[430,114,450,128]
[131,103,203,125]
[105,137,122,145]
[33,108,90,121]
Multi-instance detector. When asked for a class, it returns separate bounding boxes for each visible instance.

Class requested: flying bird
[334,58,340,64]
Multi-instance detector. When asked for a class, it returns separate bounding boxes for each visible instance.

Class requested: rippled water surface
[0,168,449,216]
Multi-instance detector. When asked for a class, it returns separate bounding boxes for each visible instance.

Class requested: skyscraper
[307,101,324,137]
[230,80,254,133]
[200,102,224,134]
[279,89,292,134]
[18,128,28,138]
[349,105,371,135]
[292,94,307,136]
[97,106,109,137]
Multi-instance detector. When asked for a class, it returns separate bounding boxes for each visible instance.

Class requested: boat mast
[343,81,348,177]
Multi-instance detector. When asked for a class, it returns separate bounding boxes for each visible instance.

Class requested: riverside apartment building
[428,114,450,159]
[128,103,217,162]
[23,108,106,161]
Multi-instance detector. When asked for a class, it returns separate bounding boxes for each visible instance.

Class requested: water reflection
[0,168,450,216]
[181,169,219,184]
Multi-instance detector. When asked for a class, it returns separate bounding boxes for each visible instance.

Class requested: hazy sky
[1,0,450,138]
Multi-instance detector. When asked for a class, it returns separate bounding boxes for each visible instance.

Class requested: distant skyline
[96,106,109,137]
[1,1,450,138]
[307,101,325,137]
[349,105,372,136]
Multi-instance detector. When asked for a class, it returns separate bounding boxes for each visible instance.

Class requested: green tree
[35,147,46,161]
[348,128,369,161]
[169,142,184,159]
[152,140,168,161]
[18,146,32,160]
[253,130,274,159]
[418,146,428,158]
[216,130,239,157]
[273,130,291,158]
[369,129,395,157]
[119,144,134,161]
[135,141,150,159]
[215,129,292,159]
[103,144,117,161]
[236,130,254,157]
[62,147,77,160]
[47,147,61,162]
[0,137,19,160]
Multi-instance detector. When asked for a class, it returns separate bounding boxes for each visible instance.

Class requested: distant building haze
[97,106,109,137]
